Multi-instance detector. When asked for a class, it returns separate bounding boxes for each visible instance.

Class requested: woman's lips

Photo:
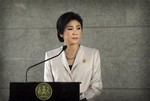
[72,37,78,39]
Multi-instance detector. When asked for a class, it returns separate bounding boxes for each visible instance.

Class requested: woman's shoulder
[81,45,100,58]
[45,46,62,55]
[81,45,99,52]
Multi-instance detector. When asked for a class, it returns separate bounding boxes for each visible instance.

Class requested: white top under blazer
[44,45,102,101]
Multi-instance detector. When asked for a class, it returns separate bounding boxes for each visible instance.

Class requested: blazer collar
[61,51,71,74]
[72,45,83,70]
[60,45,83,73]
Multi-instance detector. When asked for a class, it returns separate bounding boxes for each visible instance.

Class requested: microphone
[25,45,67,82]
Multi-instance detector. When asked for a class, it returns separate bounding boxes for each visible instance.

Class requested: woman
[44,12,102,101]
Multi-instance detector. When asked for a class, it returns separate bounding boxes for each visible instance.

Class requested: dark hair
[56,12,83,42]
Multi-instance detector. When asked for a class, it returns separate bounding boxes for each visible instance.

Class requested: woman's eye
[67,28,73,30]
[77,27,81,29]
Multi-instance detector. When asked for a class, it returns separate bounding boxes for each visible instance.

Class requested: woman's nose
[73,30,77,35]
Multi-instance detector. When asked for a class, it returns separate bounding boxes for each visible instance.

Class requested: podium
[9,82,80,101]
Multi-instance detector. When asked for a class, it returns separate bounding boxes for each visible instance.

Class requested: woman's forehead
[66,20,81,26]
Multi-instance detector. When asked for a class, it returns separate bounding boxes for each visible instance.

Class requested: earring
[60,34,63,38]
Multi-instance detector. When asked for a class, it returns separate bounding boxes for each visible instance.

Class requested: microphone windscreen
[63,45,67,50]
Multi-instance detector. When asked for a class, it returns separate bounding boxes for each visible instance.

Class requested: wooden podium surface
[9,82,80,101]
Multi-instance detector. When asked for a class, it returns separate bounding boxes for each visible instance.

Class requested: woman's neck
[66,44,79,51]
[65,44,80,58]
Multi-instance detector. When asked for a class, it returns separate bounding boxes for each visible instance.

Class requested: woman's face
[63,20,82,45]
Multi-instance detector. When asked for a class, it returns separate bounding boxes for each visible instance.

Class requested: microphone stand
[25,45,67,82]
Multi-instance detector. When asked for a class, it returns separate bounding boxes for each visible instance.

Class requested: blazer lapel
[72,45,83,70]
[61,51,72,75]
[60,45,83,73]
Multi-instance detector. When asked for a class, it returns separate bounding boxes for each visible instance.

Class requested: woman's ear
[57,34,64,42]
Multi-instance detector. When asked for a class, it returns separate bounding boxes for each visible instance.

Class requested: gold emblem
[35,82,52,101]
[83,58,86,63]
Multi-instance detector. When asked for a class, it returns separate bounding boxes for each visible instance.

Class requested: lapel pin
[82,58,86,63]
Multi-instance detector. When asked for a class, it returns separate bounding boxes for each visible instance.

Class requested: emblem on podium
[35,82,52,100]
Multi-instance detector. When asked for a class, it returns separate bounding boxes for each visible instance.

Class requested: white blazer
[44,45,102,101]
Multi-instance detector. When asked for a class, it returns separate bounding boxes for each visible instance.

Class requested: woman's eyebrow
[66,26,73,27]
[76,25,81,27]
[66,25,81,28]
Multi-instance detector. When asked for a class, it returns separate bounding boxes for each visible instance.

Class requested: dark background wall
[0,0,150,100]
